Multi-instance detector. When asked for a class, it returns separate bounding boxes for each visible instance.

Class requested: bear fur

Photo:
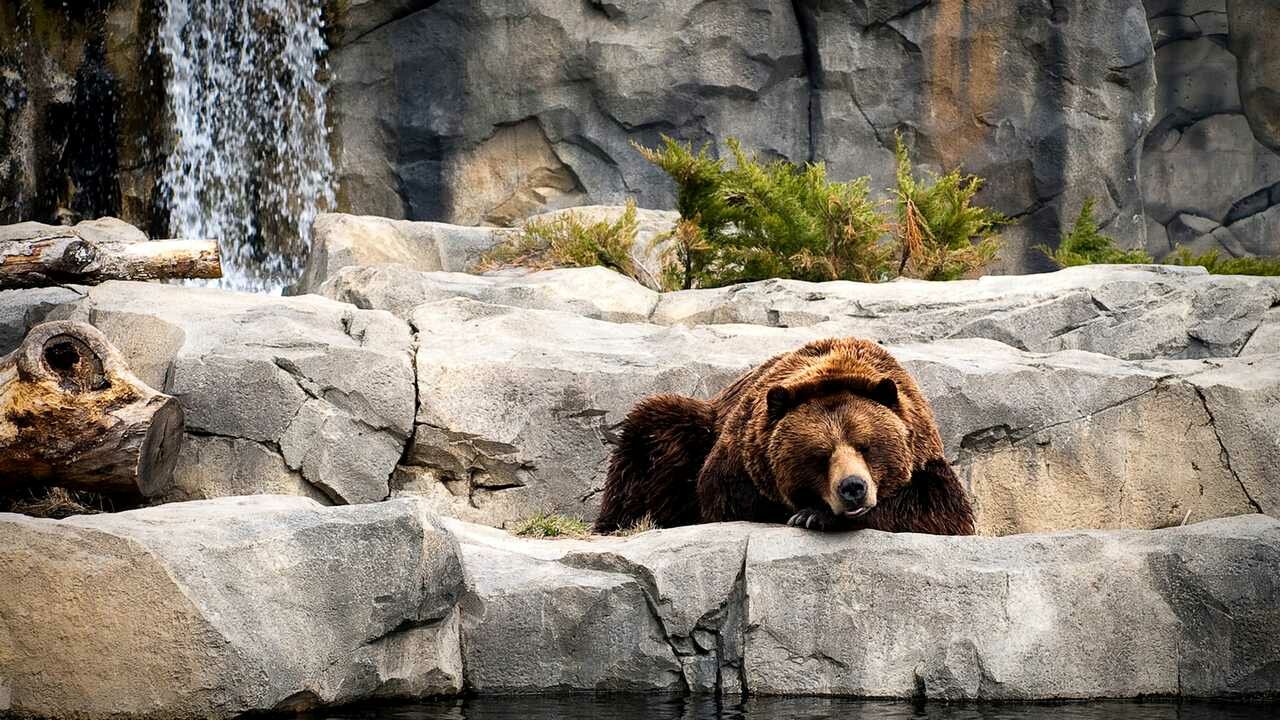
[594,337,974,534]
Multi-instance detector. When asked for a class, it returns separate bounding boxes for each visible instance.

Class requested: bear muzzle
[828,446,878,516]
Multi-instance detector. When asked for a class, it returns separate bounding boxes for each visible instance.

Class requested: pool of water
[315,696,1276,720]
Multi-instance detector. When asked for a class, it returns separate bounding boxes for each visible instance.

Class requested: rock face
[326,0,1157,271]
[1143,0,1280,258]
[744,514,1280,699]
[34,281,416,505]
[381,264,1280,533]
[447,514,1280,699]
[6,501,1275,713]
[0,496,466,719]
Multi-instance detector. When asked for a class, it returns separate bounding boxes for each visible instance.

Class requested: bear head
[762,373,915,518]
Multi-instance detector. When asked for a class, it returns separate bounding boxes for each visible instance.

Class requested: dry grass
[1,486,115,519]
[509,512,593,539]
[615,514,658,537]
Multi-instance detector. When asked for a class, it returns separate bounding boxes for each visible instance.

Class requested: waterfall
[158,0,334,292]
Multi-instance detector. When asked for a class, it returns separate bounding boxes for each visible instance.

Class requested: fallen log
[0,225,221,288]
[0,321,183,498]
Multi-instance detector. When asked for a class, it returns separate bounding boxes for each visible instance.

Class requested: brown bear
[594,337,974,534]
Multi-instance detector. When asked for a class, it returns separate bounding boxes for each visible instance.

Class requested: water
[314,697,1276,720]
[158,0,334,292]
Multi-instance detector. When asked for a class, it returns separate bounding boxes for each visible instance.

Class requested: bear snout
[838,475,869,507]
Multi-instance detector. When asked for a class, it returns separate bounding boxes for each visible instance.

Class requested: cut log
[0,321,183,498]
[0,225,221,288]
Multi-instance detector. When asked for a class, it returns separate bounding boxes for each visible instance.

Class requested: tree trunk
[0,228,221,289]
[0,321,183,498]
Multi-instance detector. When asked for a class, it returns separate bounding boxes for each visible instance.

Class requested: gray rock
[292,213,505,294]
[401,272,1280,532]
[1143,114,1280,224]
[1225,203,1280,256]
[320,265,659,323]
[0,496,466,719]
[0,286,84,356]
[46,281,415,505]
[1228,0,1280,152]
[325,0,1154,273]
[745,514,1280,699]
[650,264,1280,361]
[1151,37,1240,130]
[447,519,755,693]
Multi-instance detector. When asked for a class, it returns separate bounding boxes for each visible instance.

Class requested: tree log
[0,321,183,498]
[0,227,221,289]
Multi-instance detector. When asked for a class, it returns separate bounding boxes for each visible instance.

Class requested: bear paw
[786,508,841,531]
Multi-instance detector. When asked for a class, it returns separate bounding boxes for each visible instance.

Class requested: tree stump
[0,226,221,289]
[0,321,183,498]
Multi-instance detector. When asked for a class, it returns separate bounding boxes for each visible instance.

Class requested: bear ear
[870,377,898,408]
[766,386,793,424]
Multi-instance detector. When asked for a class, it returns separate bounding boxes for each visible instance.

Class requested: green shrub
[478,200,643,282]
[1043,199,1152,267]
[637,135,1002,288]
[509,513,592,539]
[891,135,1006,281]
[1163,247,1280,276]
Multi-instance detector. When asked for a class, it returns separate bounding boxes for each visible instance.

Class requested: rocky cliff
[2,0,1278,274]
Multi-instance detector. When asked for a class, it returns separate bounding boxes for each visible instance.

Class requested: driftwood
[0,227,221,289]
[0,321,183,498]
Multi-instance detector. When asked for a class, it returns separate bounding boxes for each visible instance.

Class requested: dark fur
[594,337,975,535]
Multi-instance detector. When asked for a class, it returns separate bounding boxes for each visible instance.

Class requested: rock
[447,519,754,693]
[325,0,1154,273]
[1165,212,1251,257]
[650,265,1280,361]
[0,496,466,719]
[291,213,504,294]
[0,286,85,356]
[1225,202,1280,256]
[1143,114,1280,224]
[1228,0,1280,152]
[1150,37,1240,131]
[400,269,1280,532]
[320,265,659,323]
[44,281,415,505]
[745,514,1280,699]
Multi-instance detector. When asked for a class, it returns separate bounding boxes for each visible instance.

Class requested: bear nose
[838,475,868,506]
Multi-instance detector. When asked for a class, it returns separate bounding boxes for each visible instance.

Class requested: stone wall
[2,0,1279,271]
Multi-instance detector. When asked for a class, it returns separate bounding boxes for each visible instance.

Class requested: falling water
[158,0,334,292]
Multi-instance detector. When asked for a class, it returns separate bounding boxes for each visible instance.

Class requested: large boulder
[745,514,1280,699]
[0,496,466,719]
[43,281,415,505]
[400,267,1280,533]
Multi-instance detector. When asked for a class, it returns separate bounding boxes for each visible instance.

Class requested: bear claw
[787,508,838,531]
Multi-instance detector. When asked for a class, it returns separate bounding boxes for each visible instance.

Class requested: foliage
[510,513,592,539]
[637,134,1002,288]
[1163,247,1280,276]
[477,200,645,283]
[1043,198,1152,267]
[891,135,1006,281]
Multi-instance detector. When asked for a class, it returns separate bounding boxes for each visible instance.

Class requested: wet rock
[45,281,415,504]
[745,514,1280,699]
[0,496,466,719]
